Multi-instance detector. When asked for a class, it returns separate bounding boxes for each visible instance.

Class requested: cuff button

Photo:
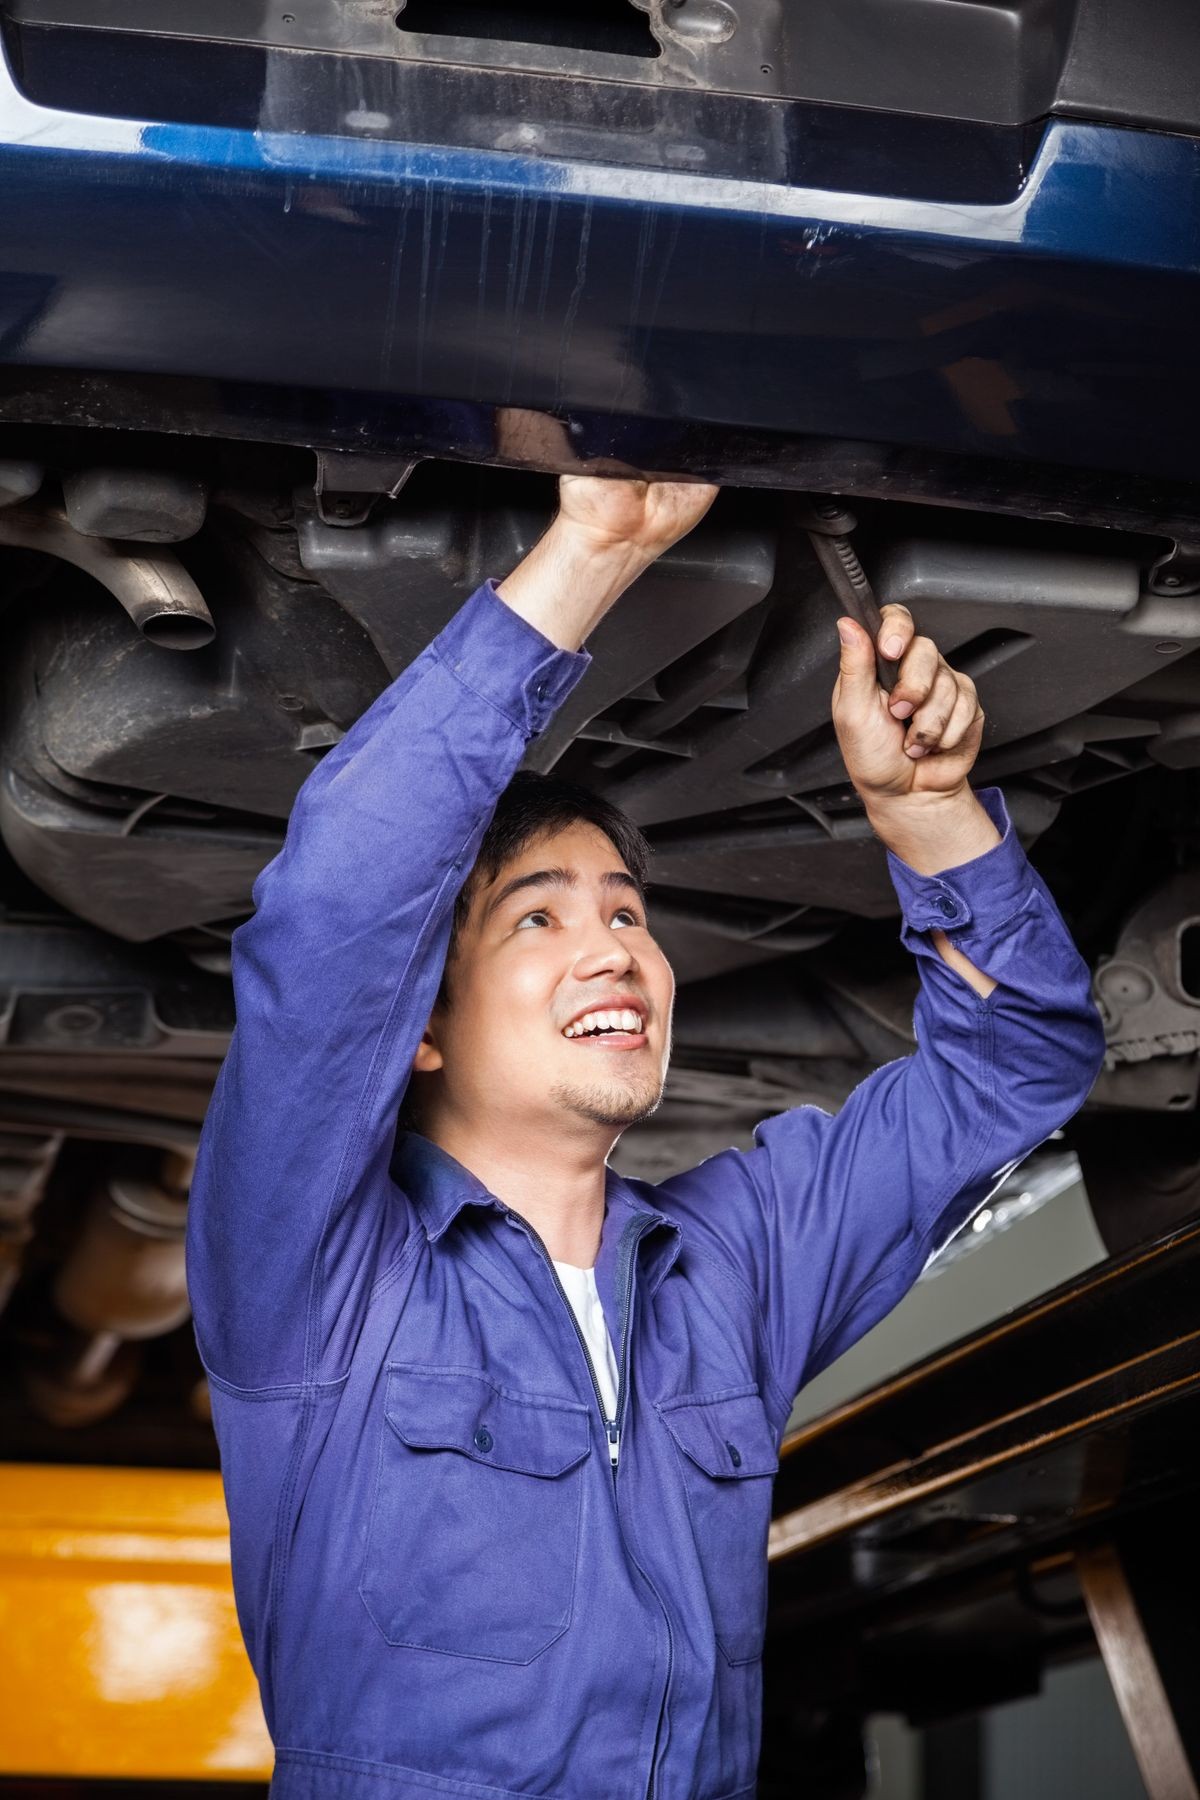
[936,894,958,919]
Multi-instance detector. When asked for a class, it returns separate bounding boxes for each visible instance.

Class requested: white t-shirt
[552,1260,621,1455]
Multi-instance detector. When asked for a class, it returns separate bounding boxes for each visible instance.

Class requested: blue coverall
[187,580,1105,1800]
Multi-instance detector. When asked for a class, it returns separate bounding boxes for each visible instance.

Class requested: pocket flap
[657,1390,779,1479]
[385,1365,590,1478]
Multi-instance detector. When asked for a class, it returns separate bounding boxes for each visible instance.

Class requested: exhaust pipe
[25,1151,193,1428]
[0,504,215,649]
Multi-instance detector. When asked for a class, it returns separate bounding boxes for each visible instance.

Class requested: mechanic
[186,475,1105,1800]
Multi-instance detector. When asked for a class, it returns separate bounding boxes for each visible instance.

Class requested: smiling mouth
[562,1007,647,1044]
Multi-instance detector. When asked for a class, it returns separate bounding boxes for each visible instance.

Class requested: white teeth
[562,1007,644,1039]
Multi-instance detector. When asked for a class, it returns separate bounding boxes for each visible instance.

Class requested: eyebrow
[483,866,644,923]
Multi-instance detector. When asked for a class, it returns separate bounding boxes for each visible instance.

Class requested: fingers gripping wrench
[798,496,897,695]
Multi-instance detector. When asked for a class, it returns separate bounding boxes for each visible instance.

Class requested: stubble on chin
[549,1070,665,1130]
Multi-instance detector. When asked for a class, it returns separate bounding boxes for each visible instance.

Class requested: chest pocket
[360,1364,590,1663]
[656,1387,779,1666]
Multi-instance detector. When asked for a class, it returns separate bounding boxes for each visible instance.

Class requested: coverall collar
[392,1128,681,1295]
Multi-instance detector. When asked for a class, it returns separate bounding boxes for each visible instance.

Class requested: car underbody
[1,419,1199,1420]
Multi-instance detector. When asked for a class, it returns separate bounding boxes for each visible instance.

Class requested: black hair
[448,770,651,962]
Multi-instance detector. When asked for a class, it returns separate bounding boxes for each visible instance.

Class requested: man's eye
[516,909,552,929]
[612,908,641,929]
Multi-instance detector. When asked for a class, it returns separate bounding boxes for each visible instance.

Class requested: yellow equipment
[0,1463,272,1781]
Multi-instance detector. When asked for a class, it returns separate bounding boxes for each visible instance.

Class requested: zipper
[616,1244,673,1800]
[605,1213,651,1471]
[504,1205,674,1798]
[548,1248,621,1469]
[517,1211,648,1475]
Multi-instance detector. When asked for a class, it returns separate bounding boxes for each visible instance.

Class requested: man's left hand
[831,606,1000,995]
[832,605,983,802]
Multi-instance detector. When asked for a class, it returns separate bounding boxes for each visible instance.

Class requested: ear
[411,1017,444,1075]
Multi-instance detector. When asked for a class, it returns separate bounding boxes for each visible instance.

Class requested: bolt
[1154,642,1183,655]
[276,693,304,712]
[47,1004,103,1038]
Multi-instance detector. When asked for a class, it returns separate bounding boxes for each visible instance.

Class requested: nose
[572,921,639,985]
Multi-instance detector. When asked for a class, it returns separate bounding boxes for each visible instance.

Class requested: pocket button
[726,1441,742,1468]
[473,1427,494,1453]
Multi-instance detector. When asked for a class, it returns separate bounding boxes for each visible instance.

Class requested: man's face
[415,822,674,1138]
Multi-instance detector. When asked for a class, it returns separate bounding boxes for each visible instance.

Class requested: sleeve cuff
[886,788,1035,934]
[431,580,591,738]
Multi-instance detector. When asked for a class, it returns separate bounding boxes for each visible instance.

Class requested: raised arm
[656,606,1106,1406]
[186,478,717,1390]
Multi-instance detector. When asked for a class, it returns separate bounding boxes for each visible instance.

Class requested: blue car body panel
[0,38,1198,484]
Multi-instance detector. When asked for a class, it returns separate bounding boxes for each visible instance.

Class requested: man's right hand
[497,474,719,652]
[556,474,718,559]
